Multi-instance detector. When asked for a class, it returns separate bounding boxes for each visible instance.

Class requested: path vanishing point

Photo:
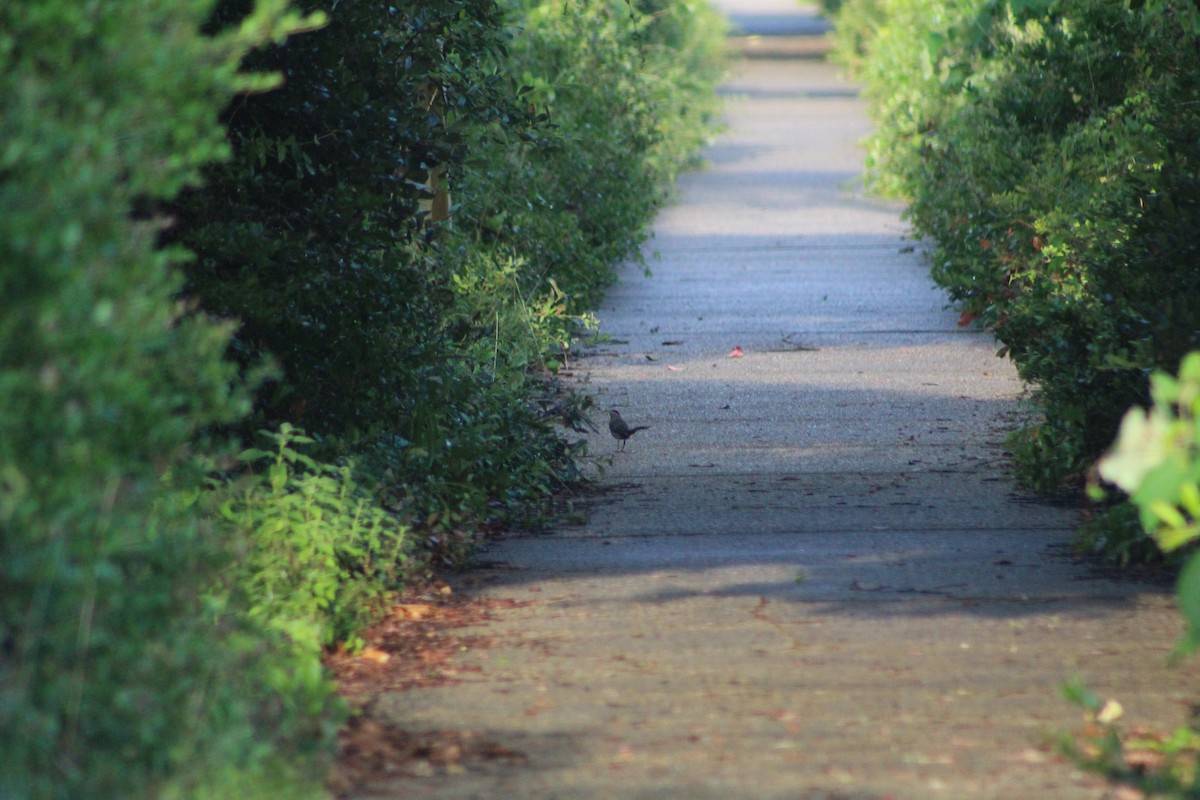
[362,2,1200,797]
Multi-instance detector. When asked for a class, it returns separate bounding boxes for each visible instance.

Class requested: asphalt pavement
[364,3,1200,798]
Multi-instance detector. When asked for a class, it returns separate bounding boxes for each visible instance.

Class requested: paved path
[365,3,1199,797]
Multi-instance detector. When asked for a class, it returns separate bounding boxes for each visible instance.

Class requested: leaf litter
[325,580,534,795]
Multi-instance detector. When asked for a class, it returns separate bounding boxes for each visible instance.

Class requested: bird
[608,409,649,451]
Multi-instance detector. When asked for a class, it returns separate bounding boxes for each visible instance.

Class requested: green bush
[0,1,338,798]
[169,0,518,438]
[461,0,727,307]
[832,0,1200,498]
[415,0,725,541]
[217,424,412,652]
[163,0,558,565]
[829,0,982,197]
[170,0,725,557]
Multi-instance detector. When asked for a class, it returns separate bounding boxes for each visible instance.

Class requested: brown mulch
[324,580,534,796]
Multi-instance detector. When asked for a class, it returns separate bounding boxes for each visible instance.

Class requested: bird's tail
[628,426,650,436]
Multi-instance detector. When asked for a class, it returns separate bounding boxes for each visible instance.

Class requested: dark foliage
[172,0,524,438]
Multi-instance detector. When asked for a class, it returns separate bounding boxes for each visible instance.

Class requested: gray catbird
[609,409,649,451]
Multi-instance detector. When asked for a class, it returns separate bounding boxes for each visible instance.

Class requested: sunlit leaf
[1097,409,1168,492]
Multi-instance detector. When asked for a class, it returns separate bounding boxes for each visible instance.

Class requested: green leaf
[238,447,271,462]
[1097,409,1168,493]
[1176,554,1200,654]
[268,463,289,493]
[1157,522,1200,553]
[1181,482,1200,518]
[1148,500,1189,532]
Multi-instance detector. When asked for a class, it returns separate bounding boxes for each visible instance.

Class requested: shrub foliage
[831,0,1200,504]
[170,0,726,555]
[0,1,337,797]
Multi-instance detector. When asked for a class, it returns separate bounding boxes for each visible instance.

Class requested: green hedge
[170,0,726,555]
[463,0,727,307]
[0,1,338,798]
[170,0,521,440]
[831,0,1200,509]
